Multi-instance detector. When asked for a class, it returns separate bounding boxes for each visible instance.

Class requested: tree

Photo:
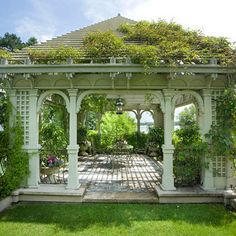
[173,105,206,186]
[0,33,38,52]
[177,105,197,128]
[79,94,114,134]
[0,33,23,51]
[39,94,69,157]
[100,112,136,147]
[26,37,38,46]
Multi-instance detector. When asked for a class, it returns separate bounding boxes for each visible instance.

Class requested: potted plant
[40,155,64,176]
[77,126,91,156]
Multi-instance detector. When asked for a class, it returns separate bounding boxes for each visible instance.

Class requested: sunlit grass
[0,203,236,236]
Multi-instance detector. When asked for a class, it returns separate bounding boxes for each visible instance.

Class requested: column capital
[163,89,175,98]
[67,89,78,97]
[24,144,41,152]
[67,144,79,151]
[202,89,212,97]
[29,89,38,97]
[136,113,142,119]
[162,144,175,152]
[6,89,16,97]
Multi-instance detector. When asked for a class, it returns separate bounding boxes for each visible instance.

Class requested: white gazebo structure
[1,15,235,199]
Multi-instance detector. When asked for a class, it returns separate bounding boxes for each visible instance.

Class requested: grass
[0,203,236,236]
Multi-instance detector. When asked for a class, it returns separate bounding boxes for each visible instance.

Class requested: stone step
[156,185,224,203]
[83,191,159,203]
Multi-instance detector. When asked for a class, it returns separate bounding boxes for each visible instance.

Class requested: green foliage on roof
[27,46,82,64]
[119,21,235,65]
[24,19,236,66]
[83,31,125,59]
[0,49,11,60]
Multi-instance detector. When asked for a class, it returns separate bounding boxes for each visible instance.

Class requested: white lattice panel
[211,90,226,179]
[212,156,226,177]
[16,91,30,145]
[211,90,223,125]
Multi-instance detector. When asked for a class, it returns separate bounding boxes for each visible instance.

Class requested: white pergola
[0,15,235,193]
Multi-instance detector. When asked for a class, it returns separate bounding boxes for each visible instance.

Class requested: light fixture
[115,97,124,115]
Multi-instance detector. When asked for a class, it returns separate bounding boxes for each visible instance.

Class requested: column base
[160,184,176,191]
[26,147,40,188]
[27,184,39,189]
[161,145,176,191]
[201,158,215,191]
[67,145,79,190]
[200,185,216,191]
[66,183,81,190]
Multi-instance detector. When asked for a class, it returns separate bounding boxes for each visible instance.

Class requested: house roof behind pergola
[39,14,136,49]
[12,14,137,60]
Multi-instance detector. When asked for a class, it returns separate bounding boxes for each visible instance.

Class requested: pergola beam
[0,63,236,74]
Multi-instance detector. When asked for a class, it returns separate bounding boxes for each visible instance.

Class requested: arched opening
[75,92,162,194]
[39,93,69,184]
[173,93,204,187]
[140,110,154,133]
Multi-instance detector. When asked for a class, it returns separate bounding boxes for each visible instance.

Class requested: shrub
[100,112,136,148]
[87,130,106,154]
[125,132,148,150]
[173,125,207,186]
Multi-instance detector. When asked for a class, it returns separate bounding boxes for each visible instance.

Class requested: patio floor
[77,154,162,194]
[24,155,224,203]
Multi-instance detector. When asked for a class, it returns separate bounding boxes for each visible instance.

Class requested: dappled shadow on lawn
[0,203,236,233]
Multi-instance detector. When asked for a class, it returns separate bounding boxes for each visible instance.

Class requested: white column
[67,89,80,189]
[27,89,40,188]
[161,89,176,190]
[226,157,235,189]
[153,105,164,128]
[201,89,215,190]
[7,89,17,127]
[135,110,142,134]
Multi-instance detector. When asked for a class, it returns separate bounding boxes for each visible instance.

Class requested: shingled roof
[11,14,136,60]
[32,15,136,50]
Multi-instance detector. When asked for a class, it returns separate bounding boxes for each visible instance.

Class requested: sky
[1,0,236,43]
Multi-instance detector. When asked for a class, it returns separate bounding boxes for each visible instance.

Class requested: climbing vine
[206,88,236,158]
[0,95,29,199]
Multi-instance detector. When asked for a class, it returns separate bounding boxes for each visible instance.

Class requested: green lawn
[0,203,235,236]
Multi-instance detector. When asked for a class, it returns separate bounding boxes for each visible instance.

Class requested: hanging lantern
[115,97,124,115]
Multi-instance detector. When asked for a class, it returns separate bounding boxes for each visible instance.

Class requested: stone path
[78,154,162,194]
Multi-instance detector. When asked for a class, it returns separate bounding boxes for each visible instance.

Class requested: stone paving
[78,154,162,193]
